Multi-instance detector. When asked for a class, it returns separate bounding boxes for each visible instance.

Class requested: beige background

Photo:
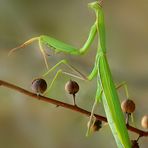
[0,0,148,147]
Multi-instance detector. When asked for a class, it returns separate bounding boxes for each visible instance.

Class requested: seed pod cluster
[121,99,135,113]
[31,78,47,94]
[141,115,148,129]
[65,80,79,95]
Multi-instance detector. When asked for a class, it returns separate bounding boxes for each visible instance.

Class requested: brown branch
[0,80,148,137]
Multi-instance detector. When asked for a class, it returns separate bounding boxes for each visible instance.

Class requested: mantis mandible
[9,1,131,147]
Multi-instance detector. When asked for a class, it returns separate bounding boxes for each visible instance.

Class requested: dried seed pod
[65,80,79,95]
[121,99,135,113]
[65,80,79,106]
[141,115,148,129]
[131,140,139,148]
[31,78,47,94]
[91,119,102,132]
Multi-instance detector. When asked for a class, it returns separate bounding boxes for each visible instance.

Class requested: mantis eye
[31,78,47,94]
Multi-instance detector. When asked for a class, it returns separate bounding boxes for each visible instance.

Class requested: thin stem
[0,80,148,137]
[126,112,131,125]
[72,94,77,106]
[136,135,141,142]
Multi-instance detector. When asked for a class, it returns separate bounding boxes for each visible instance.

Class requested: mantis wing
[99,55,131,148]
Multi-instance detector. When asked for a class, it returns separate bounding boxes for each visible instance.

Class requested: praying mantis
[9,1,132,148]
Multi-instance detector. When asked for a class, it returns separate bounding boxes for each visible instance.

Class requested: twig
[0,80,148,137]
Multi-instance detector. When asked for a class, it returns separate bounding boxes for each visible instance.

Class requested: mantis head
[88,1,103,11]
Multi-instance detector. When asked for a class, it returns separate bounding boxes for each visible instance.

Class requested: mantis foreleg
[9,22,97,69]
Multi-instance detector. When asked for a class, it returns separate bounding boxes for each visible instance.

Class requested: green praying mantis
[9,1,132,148]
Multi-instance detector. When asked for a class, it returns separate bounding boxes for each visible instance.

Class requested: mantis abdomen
[99,54,131,148]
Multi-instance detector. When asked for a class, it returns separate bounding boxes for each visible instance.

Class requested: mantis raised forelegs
[9,1,131,148]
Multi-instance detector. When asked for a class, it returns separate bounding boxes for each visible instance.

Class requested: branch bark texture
[0,80,147,137]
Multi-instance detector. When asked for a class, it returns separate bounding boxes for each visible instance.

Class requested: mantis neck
[96,9,106,54]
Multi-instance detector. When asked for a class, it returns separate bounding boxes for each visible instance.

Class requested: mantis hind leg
[43,59,88,80]
[86,80,103,136]
[43,69,62,95]
[116,81,129,99]
[42,59,89,95]
[116,82,136,125]
[42,56,101,94]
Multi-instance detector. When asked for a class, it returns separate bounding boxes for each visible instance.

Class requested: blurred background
[0,0,148,147]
